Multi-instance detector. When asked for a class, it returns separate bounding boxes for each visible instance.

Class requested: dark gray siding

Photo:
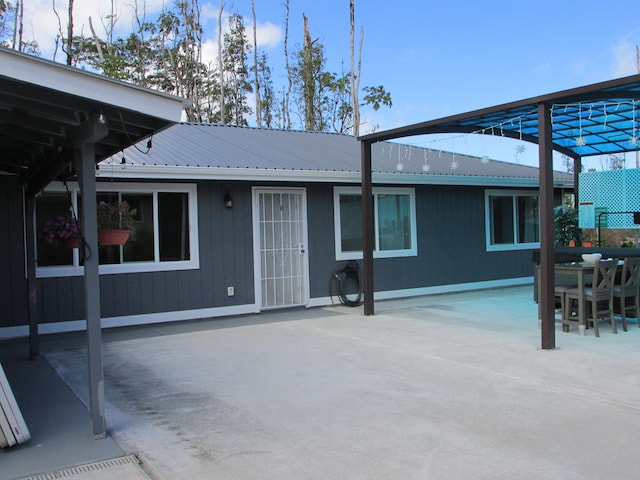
[0,176,28,327]
[306,183,535,300]
[32,181,256,325]
[306,184,339,298]
[1,178,537,330]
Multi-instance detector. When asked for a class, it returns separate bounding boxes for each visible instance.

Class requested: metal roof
[360,73,640,159]
[104,123,572,187]
[0,47,186,196]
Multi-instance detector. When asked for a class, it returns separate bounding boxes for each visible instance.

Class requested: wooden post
[538,102,556,349]
[361,141,374,315]
[72,113,108,438]
[25,196,39,359]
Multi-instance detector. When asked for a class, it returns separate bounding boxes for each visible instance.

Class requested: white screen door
[254,188,308,309]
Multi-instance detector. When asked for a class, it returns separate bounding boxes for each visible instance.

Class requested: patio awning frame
[1,47,186,437]
[359,73,640,350]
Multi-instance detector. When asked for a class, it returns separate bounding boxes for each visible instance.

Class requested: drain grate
[17,455,141,480]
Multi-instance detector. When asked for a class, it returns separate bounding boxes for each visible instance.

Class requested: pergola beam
[359,74,640,350]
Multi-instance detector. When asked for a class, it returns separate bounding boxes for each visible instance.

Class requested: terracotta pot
[65,238,81,249]
[98,229,130,246]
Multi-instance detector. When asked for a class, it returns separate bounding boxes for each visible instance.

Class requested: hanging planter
[97,200,136,246]
[40,214,81,248]
[98,229,130,246]
[65,237,81,249]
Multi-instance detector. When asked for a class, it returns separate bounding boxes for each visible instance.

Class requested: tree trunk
[283,0,291,129]
[302,14,315,131]
[252,0,261,127]
[350,1,358,136]
[66,0,74,65]
[88,17,104,62]
[218,0,225,123]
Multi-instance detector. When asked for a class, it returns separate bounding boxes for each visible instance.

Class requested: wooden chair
[554,284,577,332]
[563,259,618,337]
[612,257,640,331]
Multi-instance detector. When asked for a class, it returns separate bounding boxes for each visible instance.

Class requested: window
[485,190,539,251]
[36,182,199,277]
[334,187,417,260]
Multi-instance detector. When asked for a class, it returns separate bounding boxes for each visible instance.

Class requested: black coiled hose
[330,261,363,307]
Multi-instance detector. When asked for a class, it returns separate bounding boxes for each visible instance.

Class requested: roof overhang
[360,74,640,159]
[94,163,573,188]
[0,47,188,196]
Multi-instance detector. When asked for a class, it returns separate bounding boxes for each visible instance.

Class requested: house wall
[0,177,537,337]
[34,180,256,326]
[309,183,533,296]
[0,176,28,328]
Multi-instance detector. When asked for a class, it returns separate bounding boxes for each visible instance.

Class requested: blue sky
[22,0,640,168]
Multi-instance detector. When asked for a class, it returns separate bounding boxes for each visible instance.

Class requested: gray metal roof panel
[108,123,572,182]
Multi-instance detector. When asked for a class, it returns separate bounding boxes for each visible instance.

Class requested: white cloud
[22,0,167,58]
[611,37,638,77]
[20,1,283,59]
[199,16,282,66]
[202,38,220,67]
[532,61,552,74]
[255,21,282,50]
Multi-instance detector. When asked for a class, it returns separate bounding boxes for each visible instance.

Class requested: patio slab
[3,286,640,479]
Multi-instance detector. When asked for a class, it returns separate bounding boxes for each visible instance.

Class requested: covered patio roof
[361,74,640,159]
[0,47,186,196]
[359,73,640,350]
[1,47,187,438]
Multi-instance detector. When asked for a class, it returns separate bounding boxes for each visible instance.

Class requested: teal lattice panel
[579,169,640,229]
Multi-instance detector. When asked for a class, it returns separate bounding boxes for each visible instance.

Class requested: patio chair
[563,259,618,337]
[554,284,577,332]
[612,257,640,331]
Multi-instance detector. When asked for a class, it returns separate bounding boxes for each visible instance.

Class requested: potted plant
[41,214,82,249]
[97,200,136,245]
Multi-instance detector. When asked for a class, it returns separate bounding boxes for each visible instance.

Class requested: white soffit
[0,48,187,121]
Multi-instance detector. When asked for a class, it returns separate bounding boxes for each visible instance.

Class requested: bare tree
[251,0,261,127]
[52,0,74,64]
[218,0,225,122]
[560,154,574,174]
[282,0,291,129]
[350,0,363,137]
[301,14,317,130]
[11,0,20,50]
[66,0,73,65]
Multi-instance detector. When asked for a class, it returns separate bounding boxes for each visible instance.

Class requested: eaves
[97,164,573,189]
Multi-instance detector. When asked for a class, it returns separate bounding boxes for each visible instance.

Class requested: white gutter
[96,164,572,188]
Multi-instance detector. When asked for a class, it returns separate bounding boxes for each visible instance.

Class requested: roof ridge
[179,122,356,138]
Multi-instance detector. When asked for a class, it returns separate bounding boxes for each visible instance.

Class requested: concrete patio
[2,285,640,479]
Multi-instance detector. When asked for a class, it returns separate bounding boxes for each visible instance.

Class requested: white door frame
[252,187,310,310]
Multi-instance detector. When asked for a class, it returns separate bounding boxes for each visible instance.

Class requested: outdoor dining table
[554,260,623,335]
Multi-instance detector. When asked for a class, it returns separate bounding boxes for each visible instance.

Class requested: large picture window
[334,187,417,260]
[36,182,199,277]
[485,190,539,251]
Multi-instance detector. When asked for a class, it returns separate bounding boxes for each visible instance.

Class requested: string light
[450,153,458,170]
[631,100,638,146]
[396,142,403,171]
[422,148,430,172]
[379,99,639,169]
[575,103,586,147]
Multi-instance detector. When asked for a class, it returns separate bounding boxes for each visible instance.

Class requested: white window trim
[484,189,540,252]
[334,186,417,260]
[36,182,199,278]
